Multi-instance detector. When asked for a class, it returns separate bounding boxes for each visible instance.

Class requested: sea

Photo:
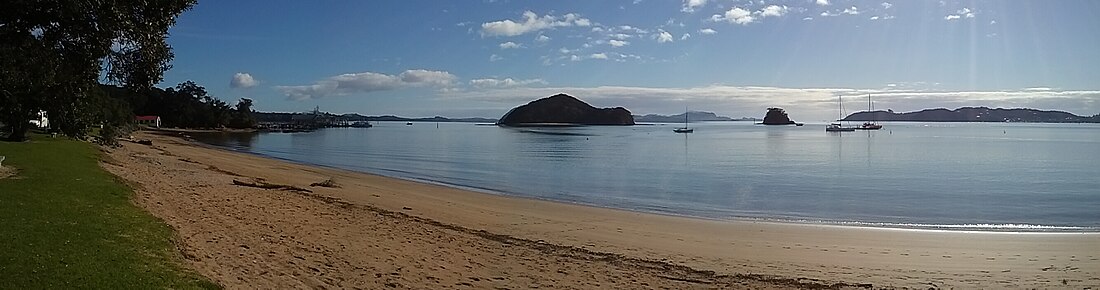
[194,121,1100,232]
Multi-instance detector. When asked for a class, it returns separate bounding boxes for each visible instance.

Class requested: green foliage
[105,81,257,129]
[0,136,217,289]
[0,0,197,141]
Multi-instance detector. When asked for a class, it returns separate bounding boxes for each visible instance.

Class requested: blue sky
[162,0,1100,121]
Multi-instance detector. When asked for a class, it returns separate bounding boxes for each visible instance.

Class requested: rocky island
[497,93,635,126]
[760,108,802,125]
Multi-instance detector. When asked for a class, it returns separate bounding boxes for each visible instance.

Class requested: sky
[161,0,1100,121]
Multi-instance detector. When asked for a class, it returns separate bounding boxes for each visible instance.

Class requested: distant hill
[252,111,497,123]
[842,107,1100,123]
[634,111,755,123]
[348,114,497,123]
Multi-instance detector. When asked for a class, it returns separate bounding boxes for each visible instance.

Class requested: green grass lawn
[0,136,218,289]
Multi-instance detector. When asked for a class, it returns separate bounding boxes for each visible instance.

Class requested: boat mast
[684,106,689,128]
[838,95,845,123]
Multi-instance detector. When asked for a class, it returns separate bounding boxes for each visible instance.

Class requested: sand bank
[101,131,1100,289]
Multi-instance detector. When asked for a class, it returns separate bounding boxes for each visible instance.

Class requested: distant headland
[497,93,635,126]
[842,107,1100,123]
[253,112,498,123]
[634,112,756,123]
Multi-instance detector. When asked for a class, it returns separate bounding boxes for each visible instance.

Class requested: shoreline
[186,131,1098,234]
[108,131,1100,288]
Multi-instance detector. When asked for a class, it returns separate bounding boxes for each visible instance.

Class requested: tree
[0,0,196,141]
[229,98,257,129]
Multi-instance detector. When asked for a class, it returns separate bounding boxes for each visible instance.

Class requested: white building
[29,110,49,128]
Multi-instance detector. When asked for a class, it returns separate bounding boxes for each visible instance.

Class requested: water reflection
[189,131,258,150]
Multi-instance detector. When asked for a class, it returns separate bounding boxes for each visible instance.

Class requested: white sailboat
[855,94,883,130]
[826,95,856,132]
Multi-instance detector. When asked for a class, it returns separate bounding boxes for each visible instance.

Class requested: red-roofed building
[135,116,161,128]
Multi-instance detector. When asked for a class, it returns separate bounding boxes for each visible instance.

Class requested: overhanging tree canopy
[0,0,196,141]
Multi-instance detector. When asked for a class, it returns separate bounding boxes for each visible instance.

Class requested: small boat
[350,121,373,128]
[673,107,693,133]
[826,123,856,132]
[406,122,413,126]
[857,122,882,130]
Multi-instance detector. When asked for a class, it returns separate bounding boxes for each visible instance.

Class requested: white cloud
[617,25,649,34]
[656,30,674,43]
[276,69,457,100]
[713,7,756,25]
[881,2,892,9]
[816,0,830,6]
[870,16,880,20]
[489,54,503,62]
[469,78,547,88]
[480,11,592,37]
[681,33,691,40]
[609,39,630,47]
[499,41,522,49]
[758,5,789,18]
[609,33,632,40]
[535,35,551,42]
[842,6,860,15]
[682,0,708,12]
[570,55,581,62]
[947,8,974,20]
[803,17,814,20]
[990,20,997,25]
[960,8,975,18]
[698,28,717,34]
[590,53,609,60]
[230,73,257,89]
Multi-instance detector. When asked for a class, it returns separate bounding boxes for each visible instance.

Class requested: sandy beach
[100,131,1100,289]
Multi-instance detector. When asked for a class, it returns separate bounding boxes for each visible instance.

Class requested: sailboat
[855,94,883,130]
[826,95,856,132]
[673,108,694,133]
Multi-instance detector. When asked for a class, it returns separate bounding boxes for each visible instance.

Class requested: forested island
[842,107,1100,123]
[497,93,635,126]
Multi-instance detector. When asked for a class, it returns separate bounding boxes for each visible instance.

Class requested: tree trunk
[5,121,29,141]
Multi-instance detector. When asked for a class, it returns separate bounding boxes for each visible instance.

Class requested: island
[497,93,635,126]
[760,108,802,125]
[842,107,1100,123]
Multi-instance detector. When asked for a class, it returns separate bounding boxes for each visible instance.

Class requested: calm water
[196,122,1100,231]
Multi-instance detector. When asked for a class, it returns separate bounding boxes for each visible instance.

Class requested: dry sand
[101,131,1100,289]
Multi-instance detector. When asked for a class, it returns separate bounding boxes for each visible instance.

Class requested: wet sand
[101,131,1100,289]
